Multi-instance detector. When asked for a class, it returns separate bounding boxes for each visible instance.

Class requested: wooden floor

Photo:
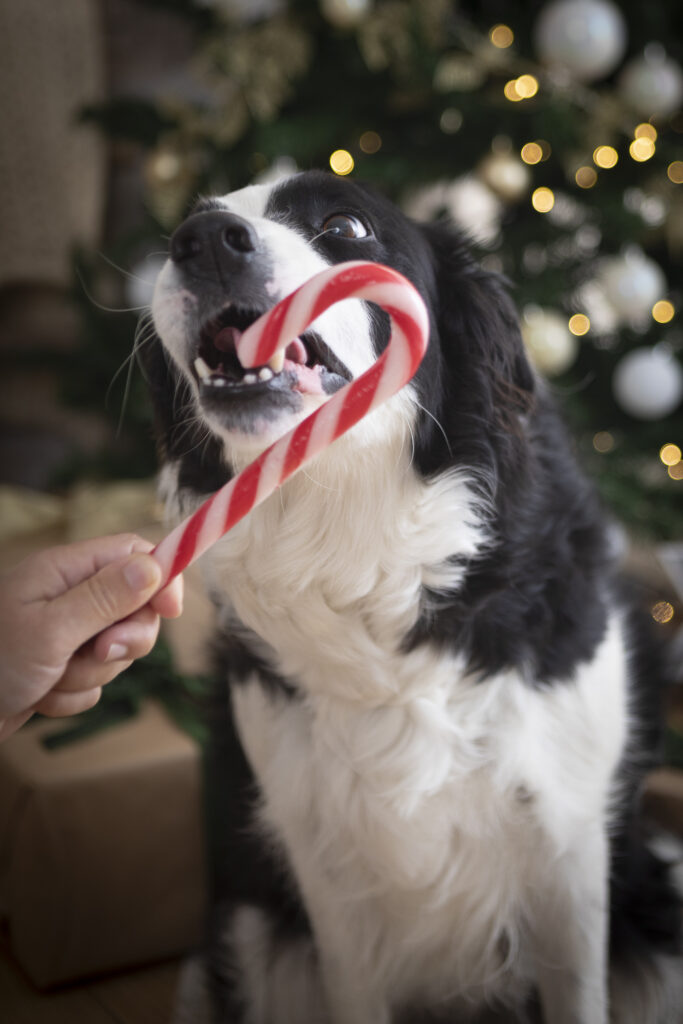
[1,948,181,1024]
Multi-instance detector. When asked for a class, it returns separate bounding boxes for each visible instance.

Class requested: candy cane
[153,260,430,585]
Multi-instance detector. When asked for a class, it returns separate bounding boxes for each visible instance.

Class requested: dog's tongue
[214,326,241,352]
[210,330,322,392]
[213,329,308,367]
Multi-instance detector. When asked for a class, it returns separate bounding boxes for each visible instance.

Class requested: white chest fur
[201,448,630,1016]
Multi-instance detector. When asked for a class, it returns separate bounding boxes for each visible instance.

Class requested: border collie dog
[147,170,681,1024]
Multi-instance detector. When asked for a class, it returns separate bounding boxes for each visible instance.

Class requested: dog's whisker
[95,249,163,287]
[75,266,149,315]
[309,227,336,245]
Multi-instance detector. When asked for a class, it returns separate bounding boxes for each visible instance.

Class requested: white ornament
[533,0,627,82]
[479,151,531,202]
[320,0,371,28]
[404,176,502,246]
[126,254,169,309]
[521,306,579,376]
[599,247,666,324]
[619,44,683,119]
[613,346,683,420]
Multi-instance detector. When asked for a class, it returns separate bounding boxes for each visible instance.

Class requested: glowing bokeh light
[330,149,355,176]
[568,314,590,336]
[652,300,674,324]
[575,166,598,188]
[634,123,657,141]
[593,145,618,169]
[660,443,682,466]
[593,431,615,453]
[359,131,382,154]
[630,138,655,162]
[521,142,543,165]
[532,187,555,212]
[515,74,539,99]
[651,601,675,624]
[490,24,514,48]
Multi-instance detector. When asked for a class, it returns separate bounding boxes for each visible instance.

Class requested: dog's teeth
[259,367,273,382]
[268,350,285,374]
[244,373,257,384]
[194,356,212,381]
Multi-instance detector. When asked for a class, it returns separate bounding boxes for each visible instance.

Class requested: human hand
[0,533,183,741]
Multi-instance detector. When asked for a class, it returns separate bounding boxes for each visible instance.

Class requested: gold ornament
[202,17,312,122]
[357,2,412,72]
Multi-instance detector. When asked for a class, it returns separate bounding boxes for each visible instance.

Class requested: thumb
[48,553,163,653]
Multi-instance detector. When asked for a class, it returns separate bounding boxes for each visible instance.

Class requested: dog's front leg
[529,824,609,1024]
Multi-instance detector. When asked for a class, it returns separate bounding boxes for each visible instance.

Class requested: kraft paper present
[0,701,206,988]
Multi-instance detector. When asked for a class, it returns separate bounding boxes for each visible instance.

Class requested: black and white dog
[146,170,682,1023]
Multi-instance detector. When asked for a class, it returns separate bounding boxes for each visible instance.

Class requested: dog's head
[146,170,534,500]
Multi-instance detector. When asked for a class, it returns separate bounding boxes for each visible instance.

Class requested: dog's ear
[136,331,230,493]
[420,220,535,427]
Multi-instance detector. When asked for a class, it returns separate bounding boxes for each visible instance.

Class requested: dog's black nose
[170,210,258,279]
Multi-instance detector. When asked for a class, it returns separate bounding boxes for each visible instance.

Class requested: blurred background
[2,0,682,557]
[1,0,682,1013]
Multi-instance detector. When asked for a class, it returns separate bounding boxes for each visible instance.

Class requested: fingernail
[105,642,128,663]
[122,554,160,592]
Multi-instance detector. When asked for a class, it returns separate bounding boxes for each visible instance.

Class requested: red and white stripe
[153,261,430,585]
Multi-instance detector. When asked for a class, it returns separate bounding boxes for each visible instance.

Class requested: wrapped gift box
[0,700,206,989]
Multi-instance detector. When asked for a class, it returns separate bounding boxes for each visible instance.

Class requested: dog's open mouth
[192,306,351,398]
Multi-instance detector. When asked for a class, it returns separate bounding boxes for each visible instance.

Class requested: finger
[52,654,135,693]
[92,606,161,670]
[149,573,184,619]
[53,609,159,694]
[0,709,34,742]
[33,687,103,718]
[48,552,163,655]
[17,533,155,602]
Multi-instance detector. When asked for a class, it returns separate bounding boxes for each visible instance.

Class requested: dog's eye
[322,213,368,239]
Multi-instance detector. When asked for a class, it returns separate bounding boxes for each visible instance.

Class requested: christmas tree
[74,0,682,545]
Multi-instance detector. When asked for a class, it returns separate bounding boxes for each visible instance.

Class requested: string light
[515,75,539,99]
[652,300,675,324]
[532,187,555,213]
[593,432,615,453]
[593,146,618,169]
[330,149,354,175]
[568,313,590,336]
[629,137,655,162]
[634,123,657,141]
[504,79,523,102]
[669,463,683,480]
[668,161,683,183]
[504,76,539,102]
[489,24,514,48]
[660,443,682,466]
[359,131,382,154]
[651,601,675,624]
[521,142,543,165]
[575,166,598,188]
